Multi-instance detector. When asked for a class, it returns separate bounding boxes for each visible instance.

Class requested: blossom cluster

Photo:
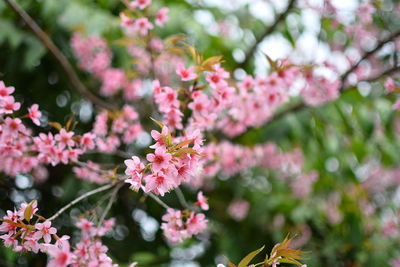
[0,201,117,267]
[124,125,202,196]
[160,208,207,244]
[385,78,400,110]
[120,3,169,36]
[0,200,55,253]
[0,80,112,181]
[197,141,310,187]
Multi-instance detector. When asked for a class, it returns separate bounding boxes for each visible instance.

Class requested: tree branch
[175,187,190,209]
[238,0,296,69]
[97,182,123,227]
[238,64,400,138]
[48,181,119,221]
[4,0,116,111]
[340,28,400,90]
[263,30,400,128]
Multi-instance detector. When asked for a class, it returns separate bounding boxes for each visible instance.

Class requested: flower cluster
[92,105,143,153]
[196,142,308,187]
[70,218,117,267]
[385,78,400,110]
[120,1,168,36]
[290,171,319,199]
[0,200,57,253]
[227,200,250,221]
[160,208,207,244]
[0,201,117,267]
[124,125,202,195]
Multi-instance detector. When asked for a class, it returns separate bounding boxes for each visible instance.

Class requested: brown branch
[238,0,296,69]
[340,28,400,90]
[356,65,400,85]
[264,30,400,127]
[4,0,116,110]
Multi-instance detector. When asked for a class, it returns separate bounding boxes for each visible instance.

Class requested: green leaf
[278,258,303,265]
[223,256,236,267]
[238,245,265,267]
[150,117,165,129]
[24,200,35,222]
[172,147,200,157]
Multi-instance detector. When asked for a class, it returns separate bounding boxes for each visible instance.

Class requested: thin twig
[4,0,116,110]
[141,186,171,209]
[349,65,400,85]
[174,187,190,209]
[340,29,400,90]
[97,182,124,227]
[48,181,119,221]
[237,64,400,137]
[238,0,296,69]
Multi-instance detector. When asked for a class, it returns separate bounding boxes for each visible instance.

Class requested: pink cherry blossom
[0,81,15,98]
[120,12,134,28]
[27,104,42,126]
[176,64,198,81]
[80,132,96,150]
[195,191,209,210]
[46,241,72,267]
[227,200,249,221]
[1,96,20,114]
[146,147,172,172]
[385,78,396,93]
[34,221,57,244]
[55,129,75,149]
[130,0,151,10]
[161,208,207,244]
[186,212,207,235]
[3,117,24,134]
[155,8,169,27]
[150,126,169,148]
[394,99,400,110]
[124,156,145,191]
[134,18,153,35]
[143,172,174,196]
[356,3,375,24]
[123,124,142,144]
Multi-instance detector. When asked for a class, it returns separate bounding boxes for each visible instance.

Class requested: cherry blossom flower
[385,78,396,93]
[34,221,57,244]
[356,3,375,24]
[130,0,151,10]
[55,129,75,149]
[120,12,134,28]
[46,241,72,267]
[394,99,400,110]
[134,18,153,35]
[195,191,209,210]
[161,208,207,244]
[146,147,172,172]
[125,156,145,191]
[0,81,15,98]
[176,64,197,81]
[1,96,20,114]
[27,104,42,126]
[80,132,96,150]
[3,117,24,134]
[155,8,169,27]
[227,200,249,221]
[186,212,207,235]
[143,172,174,196]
